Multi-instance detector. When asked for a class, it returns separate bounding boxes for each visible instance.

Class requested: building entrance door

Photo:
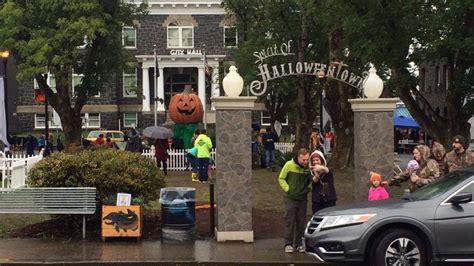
[164,68,197,108]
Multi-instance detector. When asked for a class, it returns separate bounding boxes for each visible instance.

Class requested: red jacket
[154,139,169,161]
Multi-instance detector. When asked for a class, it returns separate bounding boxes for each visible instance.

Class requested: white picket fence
[142,147,217,171]
[0,153,44,188]
[141,142,294,171]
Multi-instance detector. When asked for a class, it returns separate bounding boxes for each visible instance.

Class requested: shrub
[276,150,295,167]
[27,148,166,205]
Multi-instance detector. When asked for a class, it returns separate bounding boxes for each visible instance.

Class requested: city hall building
[5,0,247,134]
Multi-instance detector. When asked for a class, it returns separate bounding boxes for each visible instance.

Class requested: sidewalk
[0,238,323,265]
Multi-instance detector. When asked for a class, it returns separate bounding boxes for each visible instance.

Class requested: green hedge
[27,148,166,204]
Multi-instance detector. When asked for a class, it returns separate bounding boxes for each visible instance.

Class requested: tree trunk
[324,29,357,168]
[394,68,471,149]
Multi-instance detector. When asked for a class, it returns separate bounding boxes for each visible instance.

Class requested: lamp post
[363,66,383,99]
[316,70,325,131]
[1,50,10,144]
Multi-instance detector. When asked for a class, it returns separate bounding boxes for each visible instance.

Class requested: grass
[0,166,359,238]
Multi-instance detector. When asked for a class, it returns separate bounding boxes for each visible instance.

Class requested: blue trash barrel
[160,187,196,243]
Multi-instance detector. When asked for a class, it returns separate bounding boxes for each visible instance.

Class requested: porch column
[212,96,257,243]
[210,65,220,111]
[157,67,165,111]
[142,67,150,112]
[198,67,206,111]
[349,98,399,201]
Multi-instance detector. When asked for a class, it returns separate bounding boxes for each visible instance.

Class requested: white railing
[0,153,44,188]
[142,148,217,171]
[275,142,295,154]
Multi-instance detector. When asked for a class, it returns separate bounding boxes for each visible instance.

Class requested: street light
[222,65,244,97]
[1,49,10,145]
[316,70,325,131]
[363,66,383,99]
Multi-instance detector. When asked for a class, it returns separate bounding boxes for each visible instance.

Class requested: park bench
[0,187,96,239]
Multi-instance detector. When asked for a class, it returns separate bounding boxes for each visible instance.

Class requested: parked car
[85,130,125,143]
[303,167,474,265]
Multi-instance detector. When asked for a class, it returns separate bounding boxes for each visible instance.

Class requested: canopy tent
[393,116,420,129]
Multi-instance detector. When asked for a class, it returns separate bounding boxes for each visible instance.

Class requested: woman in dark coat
[309,150,337,214]
[154,138,169,176]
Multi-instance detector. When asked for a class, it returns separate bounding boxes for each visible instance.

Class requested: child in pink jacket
[368,171,389,201]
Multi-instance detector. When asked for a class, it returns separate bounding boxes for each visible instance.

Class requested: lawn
[0,166,362,238]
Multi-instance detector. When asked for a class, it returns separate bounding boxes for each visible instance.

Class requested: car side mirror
[450,192,472,205]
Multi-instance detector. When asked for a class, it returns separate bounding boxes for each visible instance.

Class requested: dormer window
[167,21,194,48]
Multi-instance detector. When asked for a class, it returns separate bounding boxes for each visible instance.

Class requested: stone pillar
[212,96,257,243]
[349,98,399,201]
[141,67,150,112]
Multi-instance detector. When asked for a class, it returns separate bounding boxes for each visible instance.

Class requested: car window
[410,171,473,201]
[88,132,100,138]
[105,133,112,138]
[456,182,474,202]
[113,132,123,139]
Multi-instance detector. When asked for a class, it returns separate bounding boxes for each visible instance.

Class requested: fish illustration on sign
[102,209,139,232]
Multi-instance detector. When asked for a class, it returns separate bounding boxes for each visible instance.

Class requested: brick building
[5,0,241,134]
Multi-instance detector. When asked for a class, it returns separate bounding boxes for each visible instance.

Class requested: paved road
[0,238,330,265]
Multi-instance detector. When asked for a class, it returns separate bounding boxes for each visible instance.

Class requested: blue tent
[393,116,420,129]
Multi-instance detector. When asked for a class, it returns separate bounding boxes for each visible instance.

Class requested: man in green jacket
[278,148,311,253]
[194,129,213,183]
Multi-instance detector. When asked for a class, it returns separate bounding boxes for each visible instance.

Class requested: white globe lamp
[363,67,384,99]
[222,65,244,97]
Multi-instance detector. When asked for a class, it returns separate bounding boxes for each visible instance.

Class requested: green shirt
[194,134,212,158]
[278,159,311,201]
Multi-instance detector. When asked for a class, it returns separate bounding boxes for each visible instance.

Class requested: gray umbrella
[142,126,173,139]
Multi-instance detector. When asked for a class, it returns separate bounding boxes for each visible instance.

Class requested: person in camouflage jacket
[444,135,474,173]
[389,144,440,191]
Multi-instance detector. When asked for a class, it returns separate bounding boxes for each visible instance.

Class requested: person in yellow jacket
[278,148,311,253]
[194,129,213,183]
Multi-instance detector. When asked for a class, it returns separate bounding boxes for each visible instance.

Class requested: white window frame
[34,73,57,93]
[122,26,136,49]
[224,25,238,48]
[123,112,138,128]
[72,71,100,97]
[34,113,61,129]
[81,113,101,128]
[123,68,138,97]
[261,111,289,126]
[167,24,194,48]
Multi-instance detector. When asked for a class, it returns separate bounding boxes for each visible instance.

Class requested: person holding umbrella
[154,138,169,176]
[142,126,174,176]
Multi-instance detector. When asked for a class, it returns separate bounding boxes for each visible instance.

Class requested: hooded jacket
[278,157,311,201]
[309,151,337,203]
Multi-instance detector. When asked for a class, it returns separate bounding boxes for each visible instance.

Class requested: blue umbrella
[393,116,420,129]
[251,123,261,131]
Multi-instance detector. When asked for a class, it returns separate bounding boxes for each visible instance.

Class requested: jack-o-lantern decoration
[168,85,204,124]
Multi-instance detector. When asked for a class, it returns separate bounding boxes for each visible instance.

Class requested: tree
[224,0,327,149]
[0,0,146,148]
[338,0,474,148]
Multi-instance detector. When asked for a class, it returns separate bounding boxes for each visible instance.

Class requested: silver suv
[303,168,474,265]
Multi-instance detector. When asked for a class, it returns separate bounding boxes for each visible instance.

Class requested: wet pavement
[0,238,323,265]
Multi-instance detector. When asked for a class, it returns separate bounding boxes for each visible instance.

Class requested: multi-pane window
[122,26,136,48]
[167,22,193,48]
[81,113,100,128]
[123,112,138,128]
[123,67,137,97]
[72,71,99,97]
[224,25,238,47]
[261,111,288,126]
[34,73,57,93]
[34,113,61,129]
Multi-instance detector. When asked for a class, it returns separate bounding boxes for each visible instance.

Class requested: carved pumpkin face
[168,91,204,124]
